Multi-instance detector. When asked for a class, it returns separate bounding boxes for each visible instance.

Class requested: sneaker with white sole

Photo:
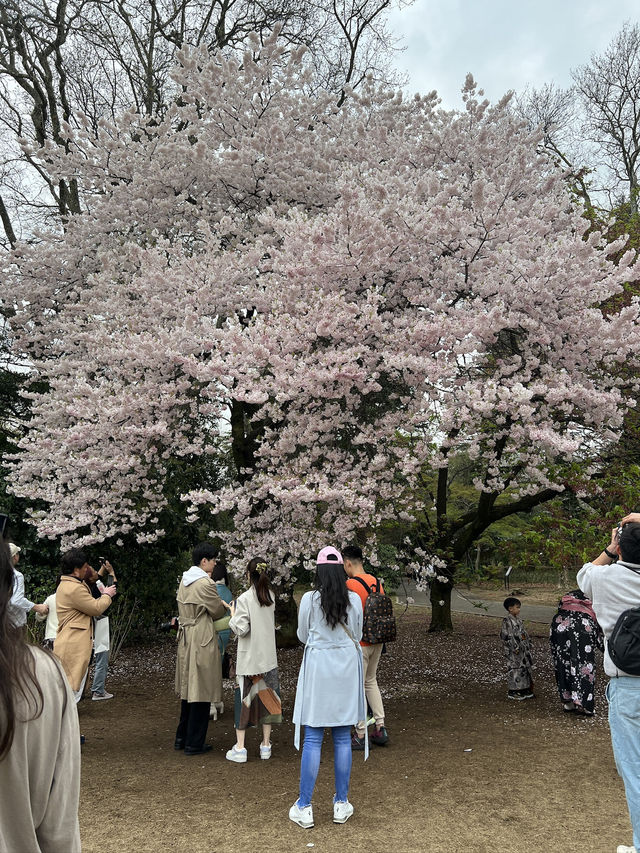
[91,691,113,701]
[225,745,247,763]
[289,801,314,828]
[617,846,637,853]
[259,743,272,760]
[333,799,354,824]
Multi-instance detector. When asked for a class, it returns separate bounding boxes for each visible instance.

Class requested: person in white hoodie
[35,592,58,649]
[8,544,48,628]
[578,515,640,853]
[174,542,226,756]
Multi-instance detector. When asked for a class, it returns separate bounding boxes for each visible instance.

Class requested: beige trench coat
[54,575,112,691]
[0,647,81,853]
[175,576,226,703]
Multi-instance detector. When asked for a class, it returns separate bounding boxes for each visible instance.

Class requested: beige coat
[229,586,278,675]
[175,574,226,703]
[0,647,81,853]
[54,575,111,691]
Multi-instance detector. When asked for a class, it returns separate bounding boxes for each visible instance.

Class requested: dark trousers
[175,700,210,750]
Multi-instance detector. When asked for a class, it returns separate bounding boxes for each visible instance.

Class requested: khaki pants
[356,642,384,735]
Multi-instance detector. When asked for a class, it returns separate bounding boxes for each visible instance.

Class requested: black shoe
[174,739,185,750]
[184,744,213,756]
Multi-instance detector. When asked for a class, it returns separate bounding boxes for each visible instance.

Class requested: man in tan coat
[54,549,116,702]
[174,542,226,755]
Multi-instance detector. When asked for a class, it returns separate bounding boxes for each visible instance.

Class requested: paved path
[394,579,556,624]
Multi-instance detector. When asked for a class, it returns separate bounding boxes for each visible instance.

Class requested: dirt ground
[77,608,631,853]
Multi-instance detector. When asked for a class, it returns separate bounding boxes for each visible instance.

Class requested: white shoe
[289,801,314,828]
[259,742,272,760]
[617,846,637,853]
[333,799,354,824]
[91,691,113,701]
[215,701,224,715]
[225,745,247,763]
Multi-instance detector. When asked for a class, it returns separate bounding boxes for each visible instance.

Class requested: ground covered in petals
[78,608,628,853]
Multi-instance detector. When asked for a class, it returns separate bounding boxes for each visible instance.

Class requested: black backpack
[609,606,640,675]
[352,576,397,645]
[607,561,640,675]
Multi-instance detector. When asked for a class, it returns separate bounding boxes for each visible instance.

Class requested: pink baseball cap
[316,546,343,565]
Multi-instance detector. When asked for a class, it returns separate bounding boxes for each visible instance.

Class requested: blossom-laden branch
[6,40,640,583]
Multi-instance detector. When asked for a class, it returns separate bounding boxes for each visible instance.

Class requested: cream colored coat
[229,586,278,675]
[0,647,81,853]
[175,575,226,703]
[54,575,111,691]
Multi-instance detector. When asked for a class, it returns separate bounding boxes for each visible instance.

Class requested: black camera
[159,617,179,632]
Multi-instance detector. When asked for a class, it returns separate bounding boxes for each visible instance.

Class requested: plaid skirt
[234,667,282,730]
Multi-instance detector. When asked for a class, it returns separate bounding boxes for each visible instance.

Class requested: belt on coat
[176,618,197,644]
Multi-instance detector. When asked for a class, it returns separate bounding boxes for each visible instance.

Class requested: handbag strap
[339,621,360,648]
[618,561,640,574]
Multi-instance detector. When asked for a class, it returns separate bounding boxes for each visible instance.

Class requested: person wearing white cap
[289,546,366,829]
[7,544,48,628]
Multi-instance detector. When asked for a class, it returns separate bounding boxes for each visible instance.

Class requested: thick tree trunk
[428,579,453,632]
[275,586,299,648]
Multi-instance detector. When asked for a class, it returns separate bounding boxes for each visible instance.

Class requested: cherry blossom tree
[0,0,402,247]
[7,35,640,629]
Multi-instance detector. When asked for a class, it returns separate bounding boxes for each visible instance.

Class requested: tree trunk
[275,586,299,648]
[428,579,453,632]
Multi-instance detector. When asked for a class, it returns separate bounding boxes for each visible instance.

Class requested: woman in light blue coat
[289,546,365,829]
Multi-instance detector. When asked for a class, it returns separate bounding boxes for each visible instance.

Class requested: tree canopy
[6,35,640,627]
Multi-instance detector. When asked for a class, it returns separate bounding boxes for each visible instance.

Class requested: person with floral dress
[549,589,604,715]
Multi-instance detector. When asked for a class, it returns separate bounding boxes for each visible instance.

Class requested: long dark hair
[247,557,273,607]
[315,563,350,628]
[0,541,44,760]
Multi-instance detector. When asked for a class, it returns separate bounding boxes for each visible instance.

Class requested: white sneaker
[259,742,272,760]
[617,846,637,853]
[289,801,314,828]
[225,745,247,763]
[91,691,113,701]
[333,799,354,824]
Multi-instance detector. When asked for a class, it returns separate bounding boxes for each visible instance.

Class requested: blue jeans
[91,651,109,694]
[607,677,640,849]
[298,725,352,807]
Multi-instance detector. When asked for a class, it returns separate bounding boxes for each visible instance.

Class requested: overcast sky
[386,0,639,108]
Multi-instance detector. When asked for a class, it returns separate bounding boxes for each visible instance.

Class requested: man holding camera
[577,515,640,853]
[88,559,117,701]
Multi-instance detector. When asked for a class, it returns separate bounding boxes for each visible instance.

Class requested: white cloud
[387,0,640,107]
